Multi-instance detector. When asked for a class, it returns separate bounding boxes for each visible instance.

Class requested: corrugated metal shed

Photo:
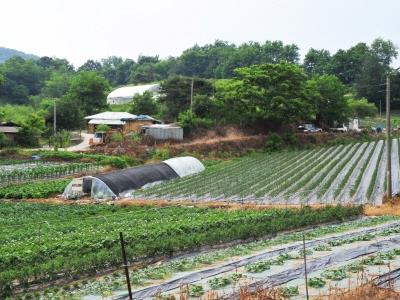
[143,124,183,141]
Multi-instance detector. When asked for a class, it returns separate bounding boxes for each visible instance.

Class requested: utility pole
[380,100,382,118]
[120,232,133,300]
[386,75,392,199]
[190,78,194,114]
[303,234,309,300]
[53,99,57,151]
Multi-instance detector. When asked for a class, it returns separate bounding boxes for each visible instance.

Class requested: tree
[65,71,110,116]
[159,76,213,121]
[306,75,348,127]
[370,38,398,66]
[78,59,102,72]
[0,57,47,104]
[346,95,377,118]
[40,72,72,98]
[236,63,312,124]
[129,91,159,116]
[303,49,332,76]
[15,113,45,147]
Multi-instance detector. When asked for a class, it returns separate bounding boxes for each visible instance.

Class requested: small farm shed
[141,124,184,141]
[107,83,160,105]
[0,122,20,142]
[85,112,156,134]
[62,156,205,200]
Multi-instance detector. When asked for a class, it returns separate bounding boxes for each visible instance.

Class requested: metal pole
[303,234,309,300]
[386,75,392,199]
[120,232,133,300]
[380,100,382,118]
[190,78,194,113]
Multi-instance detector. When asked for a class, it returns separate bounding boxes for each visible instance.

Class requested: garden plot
[133,139,400,205]
[26,215,394,299]
[148,221,400,300]
[128,223,400,299]
[0,161,98,186]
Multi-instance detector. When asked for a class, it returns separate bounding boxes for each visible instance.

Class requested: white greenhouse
[107,83,160,105]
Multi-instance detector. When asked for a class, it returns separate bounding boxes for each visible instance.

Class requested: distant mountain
[0,47,39,63]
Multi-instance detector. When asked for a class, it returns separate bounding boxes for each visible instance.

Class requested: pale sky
[2,0,400,67]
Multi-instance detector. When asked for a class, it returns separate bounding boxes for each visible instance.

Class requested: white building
[107,83,160,105]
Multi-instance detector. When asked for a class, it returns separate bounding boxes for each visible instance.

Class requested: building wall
[122,120,153,134]
[87,120,154,134]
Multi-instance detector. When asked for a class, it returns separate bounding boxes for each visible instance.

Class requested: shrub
[110,132,123,143]
[265,133,283,152]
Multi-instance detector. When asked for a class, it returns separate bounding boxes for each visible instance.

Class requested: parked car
[298,124,322,133]
[330,124,348,133]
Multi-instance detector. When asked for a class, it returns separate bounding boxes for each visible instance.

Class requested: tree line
[0,38,399,146]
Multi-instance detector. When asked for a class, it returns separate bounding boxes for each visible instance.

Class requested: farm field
[133,139,399,205]
[0,202,361,298]
[12,212,400,300]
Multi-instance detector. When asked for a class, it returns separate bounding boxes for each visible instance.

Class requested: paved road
[67,133,94,152]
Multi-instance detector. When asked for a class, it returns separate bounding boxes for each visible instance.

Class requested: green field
[0,202,361,297]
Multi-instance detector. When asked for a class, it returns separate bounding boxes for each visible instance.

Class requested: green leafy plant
[308,277,326,288]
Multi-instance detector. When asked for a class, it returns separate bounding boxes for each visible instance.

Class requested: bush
[110,132,123,143]
[151,146,171,160]
[96,124,110,132]
[265,133,283,152]
[178,110,214,135]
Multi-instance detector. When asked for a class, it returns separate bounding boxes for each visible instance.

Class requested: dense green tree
[346,95,377,118]
[306,75,348,127]
[40,72,72,98]
[65,71,110,116]
[129,91,159,116]
[15,113,45,147]
[216,63,313,126]
[159,76,213,121]
[78,59,102,72]
[303,49,332,76]
[0,57,47,103]
[101,56,135,86]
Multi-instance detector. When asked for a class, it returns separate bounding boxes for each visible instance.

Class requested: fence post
[303,234,309,300]
[120,232,133,300]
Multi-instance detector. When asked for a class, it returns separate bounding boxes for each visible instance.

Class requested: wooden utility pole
[120,232,133,300]
[190,78,194,113]
[53,99,57,151]
[386,75,392,199]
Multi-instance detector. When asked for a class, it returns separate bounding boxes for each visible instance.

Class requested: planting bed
[0,203,360,298]
[17,214,400,300]
[124,216,400,300]
[133,139,400,205]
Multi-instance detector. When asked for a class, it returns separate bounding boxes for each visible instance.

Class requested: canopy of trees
[0,38,399,146]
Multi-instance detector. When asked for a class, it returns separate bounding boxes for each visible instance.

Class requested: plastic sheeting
[163,156,205,177]
[118,221,400,299]
[223,236,400,299]
[93,163,179,196]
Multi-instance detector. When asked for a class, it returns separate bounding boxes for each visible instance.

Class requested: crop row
[0,163,97,186]
[134,139,398,205]
[0,203,361,296]
[0,179,70,199]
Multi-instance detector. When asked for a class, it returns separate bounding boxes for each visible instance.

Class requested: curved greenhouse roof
[107,83,160,105]
[62,156,204,200]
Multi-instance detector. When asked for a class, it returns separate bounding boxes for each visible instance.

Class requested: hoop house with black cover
[62,156,204,200]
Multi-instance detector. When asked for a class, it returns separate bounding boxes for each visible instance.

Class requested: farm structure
[106,83,160,104]
[62,156,205,199]
[141,124,184,141]
[134,139,400,205]
[85,111,157,134]
[0,121,20,142]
